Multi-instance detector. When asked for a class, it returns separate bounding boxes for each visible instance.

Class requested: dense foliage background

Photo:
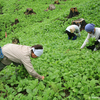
[0,0,100,99]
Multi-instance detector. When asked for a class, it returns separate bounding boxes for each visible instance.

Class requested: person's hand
[41,76,45,80]
[5,32,7,38]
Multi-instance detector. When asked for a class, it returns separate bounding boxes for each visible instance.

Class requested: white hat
[32,47,43,57]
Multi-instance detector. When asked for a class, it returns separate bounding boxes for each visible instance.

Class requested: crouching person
[65,24,81,40]
[81,23,100,51]
[0,43,44,80]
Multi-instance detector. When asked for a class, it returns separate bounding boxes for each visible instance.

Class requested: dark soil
[0,4,3,14]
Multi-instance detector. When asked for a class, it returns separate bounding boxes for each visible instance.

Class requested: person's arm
[98,40,100,42]
[95,31,100,45]
[77,25,81,37]
[77,31,81,37]
[81,34,91,49]
[22,57,44,80]
[75,25,81,37]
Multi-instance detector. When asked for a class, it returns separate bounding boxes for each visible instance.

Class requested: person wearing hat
[65,24,81,40]
[81,23,100,51]
[0,43,44,80]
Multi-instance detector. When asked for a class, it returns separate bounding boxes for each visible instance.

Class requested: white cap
[32,47,43,57]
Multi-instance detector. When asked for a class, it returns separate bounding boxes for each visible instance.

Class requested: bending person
[65,24,81,40]
[81,23,100,51]
[0,43,44,80]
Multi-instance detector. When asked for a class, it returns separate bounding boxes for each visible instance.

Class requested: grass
[0,0,100,99]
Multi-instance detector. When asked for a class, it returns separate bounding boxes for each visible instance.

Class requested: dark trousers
[66,30,76,39]
[0,62,21,71]
[0,62,6,71]
[87,36,100,51]
[87,45,95,51]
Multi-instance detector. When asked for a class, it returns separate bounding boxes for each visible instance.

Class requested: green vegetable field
[0,0,100,99]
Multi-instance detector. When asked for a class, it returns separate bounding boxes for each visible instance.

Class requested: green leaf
[26,89,32,94]
[18,88,22,92]
[38,82,45,90]
[90,79,97,87]
[60,92,65,97]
